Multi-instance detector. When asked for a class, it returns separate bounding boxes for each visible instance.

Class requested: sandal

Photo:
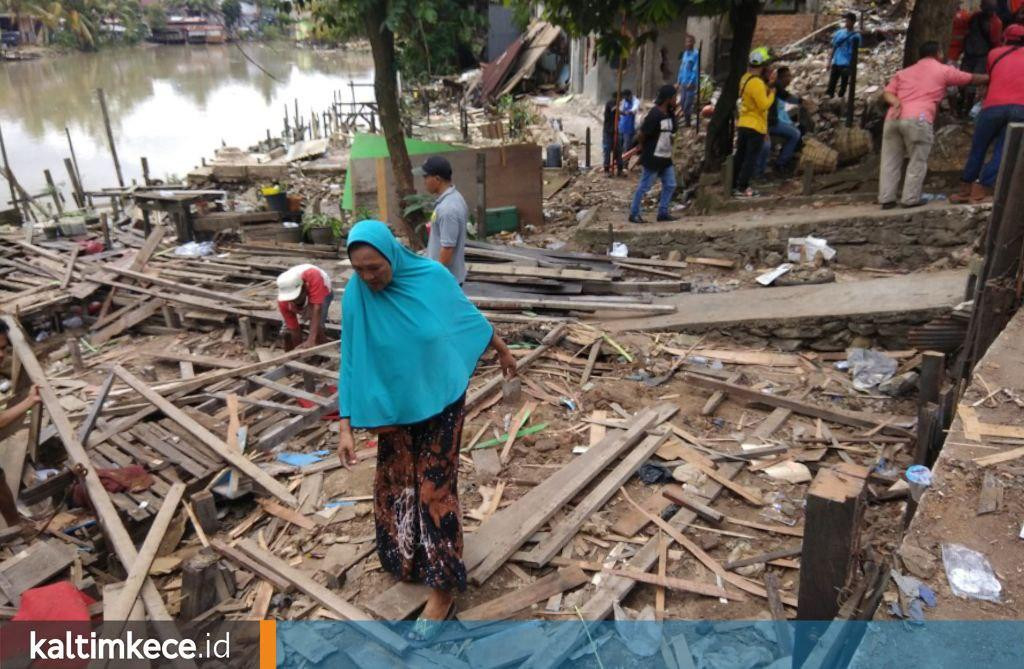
[406,602,457,643]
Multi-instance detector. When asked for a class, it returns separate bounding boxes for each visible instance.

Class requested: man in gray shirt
[415,155,468,284]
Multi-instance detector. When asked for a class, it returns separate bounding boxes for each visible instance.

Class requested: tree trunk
[702,0,760,173]
[904,0,959,67]
[363,4,424,250]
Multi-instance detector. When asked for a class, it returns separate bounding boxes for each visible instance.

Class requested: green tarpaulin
[340,133,461,212]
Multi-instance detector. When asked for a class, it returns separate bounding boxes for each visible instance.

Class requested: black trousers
[827,65,851,98]
[734,127,765,191]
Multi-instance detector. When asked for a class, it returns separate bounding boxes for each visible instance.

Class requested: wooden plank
[663,347,800,367]
[149,351,246,369]
[0,539,78,606]
[235,539,408,653]
[701,371,742,416]
[457,567,588,626]
[519,462,747,669]
[59,246,79,289]
[611,489,672,537]
[0,316,180,626]
[500,401,537,465]
[111,365,297,506]
[601,568,744,600]
[259,499,316,531]
[91,299,164,346]
[106,482,186,620]
[299,471,324,516]
[467,405,675,584]
[580,340,601,386]
[685,256,735,269]
[518,432,668,567]
[724,546,801,570]
[248,375,334,408]
[662,486,724,523]
[672,448,765,506]
[682,373,912,436]
[656,533,667,622]
[208,538,291,591]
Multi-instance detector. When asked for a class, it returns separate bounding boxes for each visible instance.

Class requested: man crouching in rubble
[0,320,41,529]
[276,264,333,351]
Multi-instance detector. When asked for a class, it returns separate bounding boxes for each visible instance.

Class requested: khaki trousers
[878,119,935,206]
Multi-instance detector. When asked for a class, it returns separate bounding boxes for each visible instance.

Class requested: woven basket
[799,137,839,174]
[835,127,872,164]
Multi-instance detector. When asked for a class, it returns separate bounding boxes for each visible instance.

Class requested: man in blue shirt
[827,12,861,98]
[677,34,700,127]
[618,89,639,161]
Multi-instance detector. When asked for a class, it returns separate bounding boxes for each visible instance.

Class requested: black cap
[413,155,453,180]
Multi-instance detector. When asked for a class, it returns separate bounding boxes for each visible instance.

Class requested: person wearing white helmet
[276,263,333,350]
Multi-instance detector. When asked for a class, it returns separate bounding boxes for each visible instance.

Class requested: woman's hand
[337,425,357,469]
[498,348,517,378]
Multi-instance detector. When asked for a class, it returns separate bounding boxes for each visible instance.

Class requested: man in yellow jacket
[733,47,777,198]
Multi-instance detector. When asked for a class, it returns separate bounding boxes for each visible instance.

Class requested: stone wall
[575,206,988,269]
[670,308,950,352]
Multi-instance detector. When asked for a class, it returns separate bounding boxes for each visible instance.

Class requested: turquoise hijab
[339,220,493,429]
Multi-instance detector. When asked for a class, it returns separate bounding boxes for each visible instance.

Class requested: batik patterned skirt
[374,394,466,591]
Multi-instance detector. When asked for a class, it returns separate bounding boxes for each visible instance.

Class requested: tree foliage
[221,0,242,28]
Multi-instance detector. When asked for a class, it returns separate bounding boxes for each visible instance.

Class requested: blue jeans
[619,129,635,155]
[630,165,677,219]
[961,104,1024,187]
[771,123,802,169]
[680,85,697,125]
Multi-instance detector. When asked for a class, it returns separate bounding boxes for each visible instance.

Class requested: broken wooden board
[662,347,801,367]
[457,567,588,627]
[0,539,78,606]
[611,489,672,537]
[517,432,668,567]
[112,365,297,506]
[235,539,407,652]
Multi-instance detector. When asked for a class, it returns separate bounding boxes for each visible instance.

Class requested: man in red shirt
[276,264,333,350]
[952,24,1024,202]
[879,41,987,209]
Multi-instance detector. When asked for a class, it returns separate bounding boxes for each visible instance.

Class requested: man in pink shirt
[879,41,988,209]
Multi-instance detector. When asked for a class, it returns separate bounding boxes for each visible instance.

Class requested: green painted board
[341,133,461,211]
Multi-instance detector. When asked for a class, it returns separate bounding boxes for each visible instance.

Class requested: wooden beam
[797,464,868,621]
[681,373,912,436]
[91,299,165,346]
[111,365,297,506]
[457,567,589,626]
[517,432,668,567]
[106,482,186,620]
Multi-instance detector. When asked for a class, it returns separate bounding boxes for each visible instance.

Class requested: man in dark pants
[733,47,777,198]
[602,93,620,174]
[627,85,679,224]
[961,0,1004,114]
[827,12,861,98]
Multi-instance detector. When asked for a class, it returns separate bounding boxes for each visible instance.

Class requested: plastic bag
[174,241,216,257]
[846,348,897,390]
[610,242,629,258]
[942,543,1002,602]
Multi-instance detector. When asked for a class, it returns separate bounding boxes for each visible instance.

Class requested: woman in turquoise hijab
[337,220,516,633]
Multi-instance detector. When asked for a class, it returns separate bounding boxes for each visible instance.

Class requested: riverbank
[0,37,371,62]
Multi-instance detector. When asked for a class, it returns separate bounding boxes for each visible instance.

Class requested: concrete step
[601,270,969,351]
[576,202,988,270]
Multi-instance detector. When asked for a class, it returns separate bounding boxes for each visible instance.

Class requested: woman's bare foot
[421,588,453,620]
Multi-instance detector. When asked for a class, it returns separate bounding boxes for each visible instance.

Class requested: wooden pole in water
[141,157,152,186]
[96,88,125,188]
[43,169,63,214]
[0,121,17,211]
[64,126,84,190]
[64,158,85,209]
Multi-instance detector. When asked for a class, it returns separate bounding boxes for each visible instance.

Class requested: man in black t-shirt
[628,85,679,224]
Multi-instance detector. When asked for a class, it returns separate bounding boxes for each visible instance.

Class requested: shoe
[628,215,646,224]
[732,188,759,198]
[406,602,457,643]
[656,213,680,222]
[901,200,926,209]
[880,202,898,210]
[966,182,993,203]
[949,182,973,204]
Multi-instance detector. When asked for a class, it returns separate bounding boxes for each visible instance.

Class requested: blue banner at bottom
[273,620,1024,669]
